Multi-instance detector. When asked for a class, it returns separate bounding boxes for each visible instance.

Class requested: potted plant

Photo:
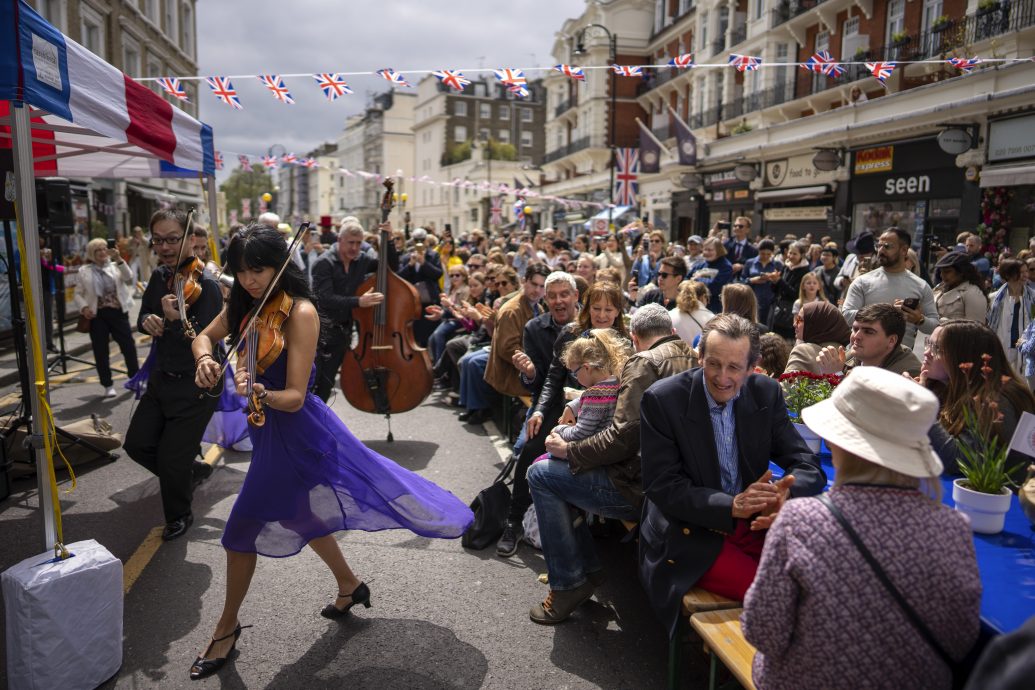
[977,0,1001,16]
[778,371,841,453]
[951,355,1022,534]
[890,31,911,47]
[932,15,952,32]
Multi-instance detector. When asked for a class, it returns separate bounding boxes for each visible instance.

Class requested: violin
[167,208,205,339]
[240,290,294,427]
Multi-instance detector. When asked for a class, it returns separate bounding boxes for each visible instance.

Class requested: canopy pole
[10,102,58,551]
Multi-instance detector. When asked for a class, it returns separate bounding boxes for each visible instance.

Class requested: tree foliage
[220,165,273,220]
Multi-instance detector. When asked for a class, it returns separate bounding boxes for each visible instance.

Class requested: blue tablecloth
[771,445,1035,634]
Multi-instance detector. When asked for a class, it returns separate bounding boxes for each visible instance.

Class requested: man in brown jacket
[481,264,549,415]
[528,304,697,624]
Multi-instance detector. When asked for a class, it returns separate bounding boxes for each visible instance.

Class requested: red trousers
[695,520,767,601]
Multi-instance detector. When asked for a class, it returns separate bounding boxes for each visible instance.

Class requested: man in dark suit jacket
[723,215,759,278]
[639,313,826,637]
[398,227,443,347]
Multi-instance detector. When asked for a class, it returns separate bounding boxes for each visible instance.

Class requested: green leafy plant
[778,371,841,417]
[978,0,1000,10]
[932,15,952,30]
[891,31,910,45]
[730,119,753,135]
[954,355,1025,494]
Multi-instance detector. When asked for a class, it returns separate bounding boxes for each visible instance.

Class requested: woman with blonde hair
[73,238,140,398]
[792,272,828,316]
[670,280,714,346]
[690,236,733,312]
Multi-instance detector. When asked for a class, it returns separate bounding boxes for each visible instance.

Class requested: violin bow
[215,221,311,379]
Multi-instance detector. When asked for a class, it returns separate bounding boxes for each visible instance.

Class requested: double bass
[340,179,433,440]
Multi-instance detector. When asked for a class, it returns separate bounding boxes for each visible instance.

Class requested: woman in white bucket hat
[741,367,981,690]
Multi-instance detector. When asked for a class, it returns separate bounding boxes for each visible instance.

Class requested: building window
[147,57,163,94]
[479,128,490,142]
[143,0,160,24]
[679,0,694,16]
[521,130,533,148]
[700,12,708,52]
[123,37,141,77]
[479,103,491,119]
[521,108,533,122]
[164,0,179,40]
[181,2,195,57]
[499,105,510,119]
[498,130,510,143]
[452,100,466,116]
[886,0,905,46]
[80,5,106,60]
[454,125,467,141]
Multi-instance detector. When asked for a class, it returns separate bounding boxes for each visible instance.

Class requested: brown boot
[528,580,595,625]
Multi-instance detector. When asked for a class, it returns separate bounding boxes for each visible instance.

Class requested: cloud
[197,0,586,178]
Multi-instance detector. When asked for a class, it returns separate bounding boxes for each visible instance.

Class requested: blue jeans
[527,460,638,591]
[458,347,492,411]
[429,319,461,365]
[511,404,536,457]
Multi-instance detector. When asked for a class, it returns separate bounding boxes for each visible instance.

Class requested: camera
[106,238,116,250]
[717,220,731,230]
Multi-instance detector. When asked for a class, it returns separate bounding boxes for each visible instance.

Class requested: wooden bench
[668,589,741,689]
[690,609,757,690]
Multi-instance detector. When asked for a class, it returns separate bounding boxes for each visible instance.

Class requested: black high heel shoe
[320,582,372,619]
[189,623,252,680]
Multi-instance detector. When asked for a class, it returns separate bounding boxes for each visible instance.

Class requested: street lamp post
[574,24,617,232]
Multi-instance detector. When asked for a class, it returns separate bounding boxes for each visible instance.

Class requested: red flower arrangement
[778,371,843,417]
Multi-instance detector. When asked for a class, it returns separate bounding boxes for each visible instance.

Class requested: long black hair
[225,224,311,339]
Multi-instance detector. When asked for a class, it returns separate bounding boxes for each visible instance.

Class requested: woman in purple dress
[189,224,473,680]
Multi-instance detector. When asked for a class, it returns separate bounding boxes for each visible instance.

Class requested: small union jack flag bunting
[302,158,319,169]
[257,74,294,104]
[494,68,526,86]
[668,53,695,69]
[490,196,504,226]
[282,153,297,164]
[613,148,640,206]
[432,69,471,92]
[554,64,586,81]
[804,51,844,78]
[214,151,224,170]
[261,155,278,169]
[157,77,189,101]
[728,54,762,72]
[865,61,896,85]
[313,73,353,100]
[611,64,643,77]
[377,69,412,87]
[508,84,530,98]
[205,76,243,110]
[948,57,982,73]
[238,154,251,169]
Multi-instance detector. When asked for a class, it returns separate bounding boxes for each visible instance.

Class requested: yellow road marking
[202,444,223,466]
[123,526,164,593]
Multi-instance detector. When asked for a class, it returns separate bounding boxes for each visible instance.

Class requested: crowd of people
[59,207,1035,685]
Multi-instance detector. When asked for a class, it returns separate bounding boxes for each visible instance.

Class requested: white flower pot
[952,479,1013,534]
[793,422,822,454]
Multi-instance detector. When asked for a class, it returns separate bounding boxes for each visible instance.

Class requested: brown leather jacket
[567,335,697,508]
[484,293,537,397]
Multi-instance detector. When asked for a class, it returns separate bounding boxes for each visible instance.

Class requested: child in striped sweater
[537,328,631,464]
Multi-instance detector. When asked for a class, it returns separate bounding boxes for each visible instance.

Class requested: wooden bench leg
[667,615,687,690]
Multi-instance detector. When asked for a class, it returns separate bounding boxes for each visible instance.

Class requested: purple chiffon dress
[125,344,249,448]
[220,347,474,557]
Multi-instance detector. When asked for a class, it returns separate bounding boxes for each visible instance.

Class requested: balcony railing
[771,0,831,26]
[712,38,726,56]
[652,122,670,141]
[555,99,573,118]
[635,66,677,96]
[542,135,604,164]
[729,25,747,48]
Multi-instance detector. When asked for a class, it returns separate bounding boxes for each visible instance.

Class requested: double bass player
[310,219,399,402]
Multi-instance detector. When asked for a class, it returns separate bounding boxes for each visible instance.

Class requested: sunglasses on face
[449,273,464,278]
[657,272,677,279]
[733,224,746,229]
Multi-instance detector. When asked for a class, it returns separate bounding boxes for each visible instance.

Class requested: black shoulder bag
[461,453,518,550]
[818,494,967,689]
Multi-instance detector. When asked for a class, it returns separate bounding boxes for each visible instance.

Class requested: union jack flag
[377,68,411,87]
[490,196,504,226]
[728,54,762,72]
[508,84,530,98]
[261,155,278,169]
[804,51,844,78]
[238,154,251,169]
[432,69,471,92]
[554,64,585,81]
[214,151,224,170]
[865,61,896,85]
[302,158,319,169]
[157,77,189,101]
[282,153,298,164]
[494,68,526,87]
[669,53,695,69]
[205,76,243,110]
[948,57,982,73]
[613,148,639,207]
[611,64,643,77]
[257,74,294,104]
[313,73,353,100]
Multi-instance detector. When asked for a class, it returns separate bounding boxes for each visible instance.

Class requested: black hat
[934,251,971,270]
[847,231,875,255]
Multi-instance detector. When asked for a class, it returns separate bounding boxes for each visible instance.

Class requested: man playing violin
[309,218,399,402]
[123,209,224,541]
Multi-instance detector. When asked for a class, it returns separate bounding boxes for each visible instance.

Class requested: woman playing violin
[188,224,472,681]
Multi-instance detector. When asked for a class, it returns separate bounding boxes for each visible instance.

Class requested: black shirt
[521,311,571,399]
[309,243,399,328]
[136,265,223,375]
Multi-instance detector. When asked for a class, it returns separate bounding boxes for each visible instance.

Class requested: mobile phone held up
[902,297,919,311]
[106,238,117,250]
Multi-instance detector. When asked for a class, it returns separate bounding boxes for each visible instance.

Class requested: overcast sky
[196,0,587,180]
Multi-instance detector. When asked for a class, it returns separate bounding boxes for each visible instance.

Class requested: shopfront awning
[980,164,1035,188]
[755,185,830,202]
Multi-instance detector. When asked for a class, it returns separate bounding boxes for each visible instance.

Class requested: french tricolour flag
[0,0,215,175]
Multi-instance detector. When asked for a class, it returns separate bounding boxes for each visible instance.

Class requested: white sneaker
[104,387,117,398]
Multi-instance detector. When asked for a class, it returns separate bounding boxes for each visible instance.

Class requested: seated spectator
[637,256,686,309]
[690,237,733,313]
[921,321,1035,482]
[670,279,714,347]
[791,272,828,316]
[533,304,696,624]
[743,239,780,325]
[987,258,1035,374]
[743,367,981,690]
[758,333,790,378]
[933,251,988,323]
[639,313,826,637]
[784,301,852,375]
[816,303,921,377]
[721,283,769,335]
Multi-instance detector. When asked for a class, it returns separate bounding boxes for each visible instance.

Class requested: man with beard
[841,227,937,350]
